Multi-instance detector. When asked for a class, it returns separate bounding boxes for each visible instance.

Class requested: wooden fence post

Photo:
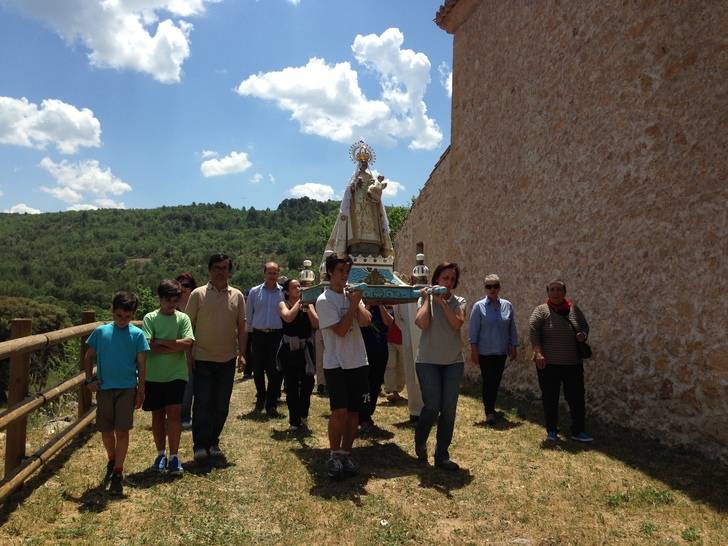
[4,319,32,478]
[78,311,96,418]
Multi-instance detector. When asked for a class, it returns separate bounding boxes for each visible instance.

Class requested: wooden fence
[0,311,113,503]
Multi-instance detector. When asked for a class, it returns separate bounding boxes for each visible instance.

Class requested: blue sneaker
[571,432,594,443]
[168,455,184,475]
[152,454,168,472]
[545,431,559,442]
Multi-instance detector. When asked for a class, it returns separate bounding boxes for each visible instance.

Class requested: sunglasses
[485,284,500,290]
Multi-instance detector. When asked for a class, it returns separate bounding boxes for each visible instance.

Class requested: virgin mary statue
[325,141,394,259]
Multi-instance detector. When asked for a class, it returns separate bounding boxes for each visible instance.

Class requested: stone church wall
[394,0,728,462]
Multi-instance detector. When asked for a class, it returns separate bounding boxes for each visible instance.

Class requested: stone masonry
[394,1,728,462]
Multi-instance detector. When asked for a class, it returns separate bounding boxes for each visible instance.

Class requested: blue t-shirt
[87,323,150,390]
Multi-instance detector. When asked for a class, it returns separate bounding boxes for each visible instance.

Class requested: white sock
[170,453,178,460]
[158,450,166,456]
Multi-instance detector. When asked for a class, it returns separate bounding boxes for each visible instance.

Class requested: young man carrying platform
[315,253,372,479]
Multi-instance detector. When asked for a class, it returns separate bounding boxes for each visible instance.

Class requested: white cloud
[4,203,41,214]
[0,96,101,154]
[201,149,218,159]
[200,150,252,177]
[7,1,219,83]
[94,197,126,208]
[381,179,405,198]
[39,157,132,208]
[238,58,389,143]
[67,203,98,211]
[249,172,275,184]
[287,0,301,5]
[438,62,452,98]
[289,183,334,201]
[371,169,405,199]
[0,186,3,197]
[237,27,442,150]
[42,185,83,204]
[352,28,442,150]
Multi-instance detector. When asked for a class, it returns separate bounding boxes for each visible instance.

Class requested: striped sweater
[528,303,590,366]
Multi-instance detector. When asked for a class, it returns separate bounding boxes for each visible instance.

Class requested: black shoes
[109,472,123,496]
[104,460,115,483]
[435,459,460,471]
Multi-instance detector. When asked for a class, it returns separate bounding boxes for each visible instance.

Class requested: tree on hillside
[0,297,73,405]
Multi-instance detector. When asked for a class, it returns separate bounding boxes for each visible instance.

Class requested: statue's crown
[349,140,376,165]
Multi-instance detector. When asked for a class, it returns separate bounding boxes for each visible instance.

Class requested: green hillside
[0,198,409,321]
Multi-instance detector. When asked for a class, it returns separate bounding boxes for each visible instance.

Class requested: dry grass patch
[0,379,726,545]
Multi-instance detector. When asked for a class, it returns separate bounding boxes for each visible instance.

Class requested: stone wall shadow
[459,380,728,511]
[292,442,473,504]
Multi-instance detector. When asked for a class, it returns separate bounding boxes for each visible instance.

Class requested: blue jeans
[415,362,464,462]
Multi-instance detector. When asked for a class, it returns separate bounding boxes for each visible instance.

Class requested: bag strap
[556,305,583,336]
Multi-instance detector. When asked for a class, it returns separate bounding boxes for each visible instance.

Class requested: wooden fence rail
[0,311,107,503]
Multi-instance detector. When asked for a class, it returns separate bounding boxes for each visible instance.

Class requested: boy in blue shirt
[84,291,149,496]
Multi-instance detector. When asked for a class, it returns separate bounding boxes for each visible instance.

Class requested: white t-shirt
[316,288,369,370]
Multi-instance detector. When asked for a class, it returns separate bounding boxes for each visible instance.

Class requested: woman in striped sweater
[529,279,592,443]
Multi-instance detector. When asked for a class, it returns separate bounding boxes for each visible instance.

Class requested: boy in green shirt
[142,279,195,474]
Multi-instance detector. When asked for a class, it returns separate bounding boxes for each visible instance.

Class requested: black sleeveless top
[282,303,312,339]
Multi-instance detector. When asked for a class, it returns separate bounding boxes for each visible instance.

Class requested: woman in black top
[278,279,319,430]
[359,304,394,432]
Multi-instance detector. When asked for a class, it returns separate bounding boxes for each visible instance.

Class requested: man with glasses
[185,253,247,462]
[246,261,285,416]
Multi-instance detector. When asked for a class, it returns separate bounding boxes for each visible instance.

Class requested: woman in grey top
[529,279,592,443]
[414,262,466,470]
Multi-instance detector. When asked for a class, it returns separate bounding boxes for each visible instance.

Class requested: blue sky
[0,0,453,214]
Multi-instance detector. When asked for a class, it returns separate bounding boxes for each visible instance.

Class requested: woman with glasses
[529,279,592,443]
[414,262,466,470]
[468,274,518,426]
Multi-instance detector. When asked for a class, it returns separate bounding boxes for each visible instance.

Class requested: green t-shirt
[142,309,195,383]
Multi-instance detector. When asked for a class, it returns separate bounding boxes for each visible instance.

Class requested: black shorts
[143,379,186,411]
[324,366,370,412]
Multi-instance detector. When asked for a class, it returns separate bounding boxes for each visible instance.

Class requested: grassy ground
[0,377,726,545]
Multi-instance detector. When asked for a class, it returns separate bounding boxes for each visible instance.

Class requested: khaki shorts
[96,388,136,432]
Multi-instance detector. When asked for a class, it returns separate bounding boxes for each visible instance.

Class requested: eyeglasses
[485,284,500,290]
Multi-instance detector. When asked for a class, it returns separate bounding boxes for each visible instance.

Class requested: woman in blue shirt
[468,274,518,426]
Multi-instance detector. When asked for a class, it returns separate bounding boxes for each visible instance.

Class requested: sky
[0,0,453,214]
